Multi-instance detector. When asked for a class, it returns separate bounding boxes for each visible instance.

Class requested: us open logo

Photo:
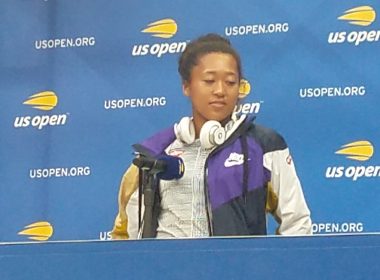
[142,18,178,38]
[238,79,251,99]
[14,91,69,130]
[338,6,376,26]
[18,221,54,241]
[328,6,380,46]
[235,79,263,115]
[325,140,380,181]
[132,18,188,58]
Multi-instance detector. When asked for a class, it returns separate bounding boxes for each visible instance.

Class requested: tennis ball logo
[23,91,58,111]
[338,6,376,26]
[142,18,178,38]
[18,221,54,241]
[239,79,251,98]
[335,140,374,161]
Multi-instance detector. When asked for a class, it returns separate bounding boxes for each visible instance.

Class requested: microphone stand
[141,169,156,238]
[135,157,161,238]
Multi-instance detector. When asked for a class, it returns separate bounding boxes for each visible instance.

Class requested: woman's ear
[182,82,190,97]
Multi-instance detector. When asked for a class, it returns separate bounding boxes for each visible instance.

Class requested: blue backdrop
[1,0,379,241]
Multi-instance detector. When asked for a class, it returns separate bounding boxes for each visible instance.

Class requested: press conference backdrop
[0,0,379,242]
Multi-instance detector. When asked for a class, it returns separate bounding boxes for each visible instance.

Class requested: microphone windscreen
[157,155,185,180]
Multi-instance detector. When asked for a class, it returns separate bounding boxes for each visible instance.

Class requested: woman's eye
[204,80,214,84]
[226,81,237,86]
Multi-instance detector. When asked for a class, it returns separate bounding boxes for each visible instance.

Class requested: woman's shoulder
[134,126,176,156]
[246,122,288,153]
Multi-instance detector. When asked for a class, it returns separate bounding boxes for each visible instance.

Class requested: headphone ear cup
[199,120,226,149]
[174,117,195,144]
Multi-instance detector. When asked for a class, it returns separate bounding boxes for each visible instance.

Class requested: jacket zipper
[203,130,243,236]
[202,116,253,236]
[203,158,214,236]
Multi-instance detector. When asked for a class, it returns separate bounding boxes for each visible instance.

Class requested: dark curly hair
[178,33,242,83]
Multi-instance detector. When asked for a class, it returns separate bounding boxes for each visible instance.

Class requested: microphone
[132,155,185,180]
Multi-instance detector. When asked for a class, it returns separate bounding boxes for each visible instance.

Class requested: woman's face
[183,52,240,134]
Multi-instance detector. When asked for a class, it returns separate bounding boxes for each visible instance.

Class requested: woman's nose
[213,81,226,96]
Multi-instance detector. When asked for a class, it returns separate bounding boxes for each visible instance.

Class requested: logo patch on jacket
[286,154,293,165]
[224,152,245,167]
[168,149,184,157]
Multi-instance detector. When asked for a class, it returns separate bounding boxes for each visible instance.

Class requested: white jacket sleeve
[264,148,312,235]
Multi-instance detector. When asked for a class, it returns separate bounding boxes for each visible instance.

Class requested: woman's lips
[209,101,226,108]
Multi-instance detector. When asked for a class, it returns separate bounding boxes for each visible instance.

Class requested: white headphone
[174,114,245,149]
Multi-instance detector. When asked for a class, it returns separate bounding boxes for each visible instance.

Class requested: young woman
[111,34,312,239]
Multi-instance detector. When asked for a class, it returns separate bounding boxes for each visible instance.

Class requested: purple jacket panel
[207,137,270,210]
[135,127,176,157]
